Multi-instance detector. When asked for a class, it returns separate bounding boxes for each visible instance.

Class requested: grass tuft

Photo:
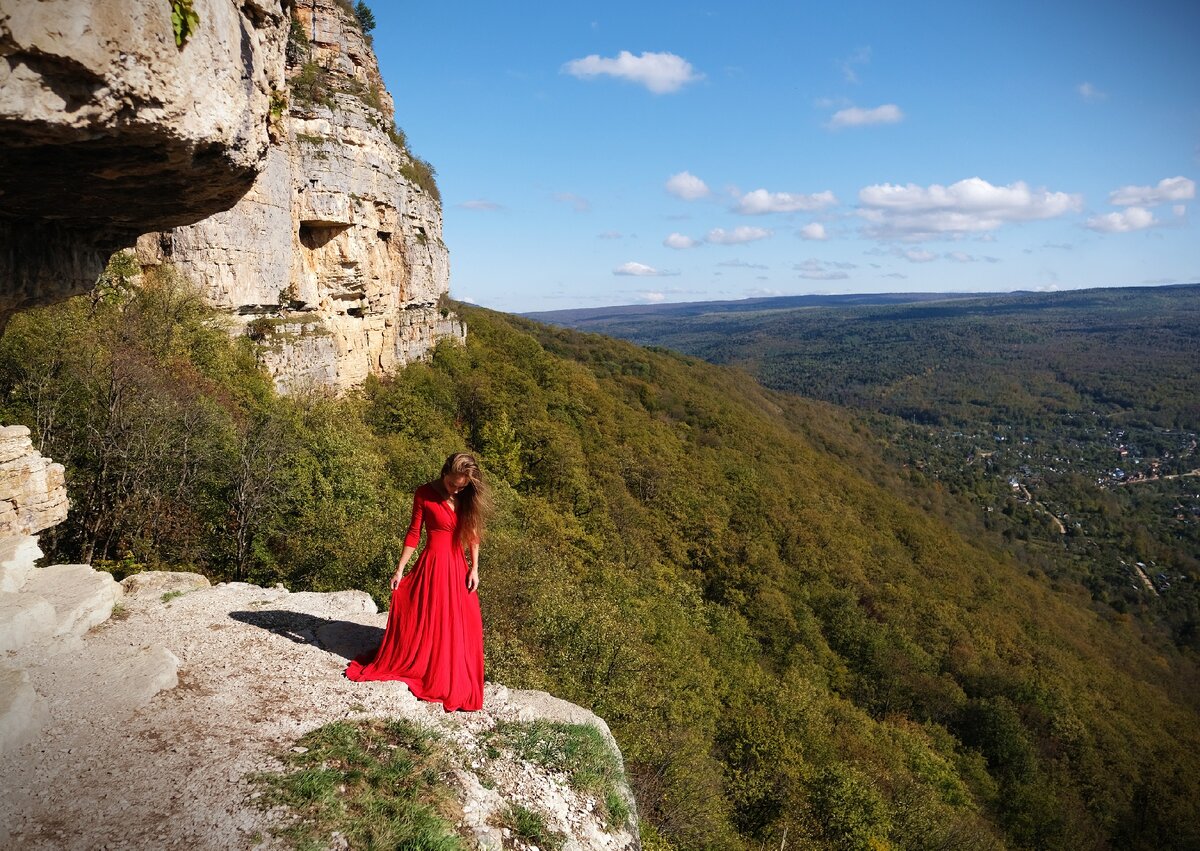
[497,804,567,851]
[487,720,631,830]
[251,718,465,850]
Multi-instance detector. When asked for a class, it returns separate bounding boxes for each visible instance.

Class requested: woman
[346,452,490,712]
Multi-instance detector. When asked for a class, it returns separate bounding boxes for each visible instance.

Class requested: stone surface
[0,591,55,654]
[0,535,42,592]
[0,665,47,756]
[20,564,122,638]
[144,0,465,393]
[0,574,640,850]
[0,427,68,540]
[0,0,292,328]
[121,571,212,598]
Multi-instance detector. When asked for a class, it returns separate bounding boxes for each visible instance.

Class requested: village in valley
[888,412,1200,630]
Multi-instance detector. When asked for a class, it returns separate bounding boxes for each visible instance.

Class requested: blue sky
[370,0,1200,312]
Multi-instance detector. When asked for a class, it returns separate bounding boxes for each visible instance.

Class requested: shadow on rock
[229,610,383,662]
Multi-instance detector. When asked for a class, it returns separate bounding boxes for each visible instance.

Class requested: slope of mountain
[4,283,1198,849]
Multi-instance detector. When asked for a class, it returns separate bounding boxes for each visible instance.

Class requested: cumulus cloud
[664,232,700,249]
[828,104,904,129]
[553,192,591,213]
[902,248,937,263]
[614,261,679,277]
[1085,207,1157,233]
[718,259,769,269]
[639,291,667,302]
[798,222,827,240]
[458,199,504,211]
[735,188,837,215]
[1108,176,1195,207]
[562,51,703,94]
[706,226,772,244]
[1077,82,1107,102]
[795,259,855,280]
[665,171,711,200]
[857,177,1083,240]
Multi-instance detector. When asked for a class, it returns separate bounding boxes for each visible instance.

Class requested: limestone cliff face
[143,0,464,393]
[0,0,292,330]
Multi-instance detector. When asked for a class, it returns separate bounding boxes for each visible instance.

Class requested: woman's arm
[391,544,417,589]
[392,488,425,589]
[466,539,480,592]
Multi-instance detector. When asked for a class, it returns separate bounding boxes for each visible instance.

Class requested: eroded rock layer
[143,0,464,393]
[0,0,292,328]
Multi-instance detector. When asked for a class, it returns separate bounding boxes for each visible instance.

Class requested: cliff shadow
[229,610,383,662]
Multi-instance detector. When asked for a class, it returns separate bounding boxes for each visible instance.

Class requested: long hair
[441,452,491,548]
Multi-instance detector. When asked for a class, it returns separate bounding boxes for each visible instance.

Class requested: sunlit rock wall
[144,0,464,393]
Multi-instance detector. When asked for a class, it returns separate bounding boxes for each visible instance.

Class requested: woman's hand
[466,565,479,592]
[390,567,404,590]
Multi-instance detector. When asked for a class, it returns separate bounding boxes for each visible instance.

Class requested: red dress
[345,483,484,711]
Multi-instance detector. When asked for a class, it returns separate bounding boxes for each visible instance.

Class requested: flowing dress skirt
[346,525,484,712]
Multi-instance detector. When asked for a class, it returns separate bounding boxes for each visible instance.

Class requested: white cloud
[1077,82,1107,102]
[664,232,700,249]
[718,259,769,269]
[1174,204,1187,217]
[458,199,504,211]
[798,222,827,240]
[665,171,711,200]
[597,230,623,239]
[903,248,937,263]
[838,47,871,84]
[553,192,591,212]
[735,188,837,215]
[1108,176,1195,207]
[639,291,667,302]
[795,259,855,280]
[828,104,904,129]
[946,251,975,262]
[882,272,907,279]
[1085,207,1157,233]
[706,226,772,244]
[614,261,679,276]
[857,177,1083,240]
[562,51,703,94]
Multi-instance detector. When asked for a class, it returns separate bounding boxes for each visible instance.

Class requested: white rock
[0,590,56,654]
[21,564,122,637]
[0,664,48,755]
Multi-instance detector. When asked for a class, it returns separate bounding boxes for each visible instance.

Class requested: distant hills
[525,283,1200,331]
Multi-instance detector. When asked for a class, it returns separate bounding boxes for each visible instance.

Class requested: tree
[353,1,376,34]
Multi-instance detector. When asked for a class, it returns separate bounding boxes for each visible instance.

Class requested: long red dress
[345,483,484,711]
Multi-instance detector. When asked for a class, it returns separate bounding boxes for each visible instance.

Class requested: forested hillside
[533,285,1200,655]
[2,267,1199,850]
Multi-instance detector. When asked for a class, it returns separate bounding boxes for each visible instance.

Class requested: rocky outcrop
[0,426,68,594]
[0,0,293,330]
[142,0,464,393]
[0,574,639,850]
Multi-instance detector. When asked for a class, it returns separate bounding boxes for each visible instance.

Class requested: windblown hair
[441,452,491,547]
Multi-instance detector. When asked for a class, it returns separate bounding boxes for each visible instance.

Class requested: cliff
[0,570,639,849]
[0,0,292,330]
[140,0,465,393]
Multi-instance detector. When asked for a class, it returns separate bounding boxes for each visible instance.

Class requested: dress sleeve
[403,487,424,549]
